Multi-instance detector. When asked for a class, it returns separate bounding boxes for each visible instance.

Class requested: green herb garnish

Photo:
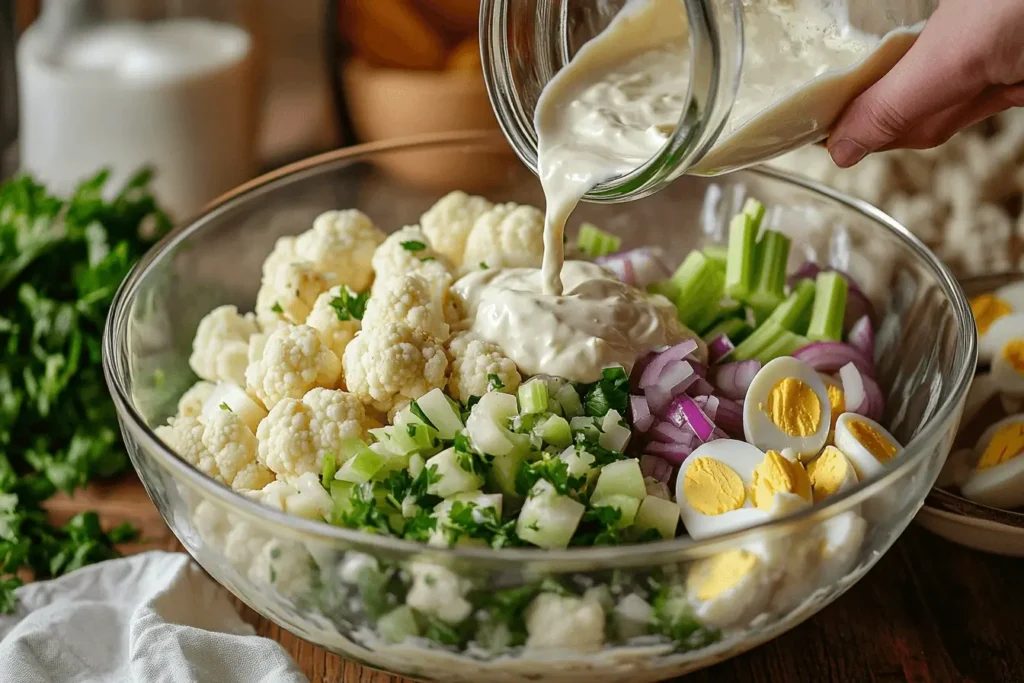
[328,287,369,321]
[400,240,427,252]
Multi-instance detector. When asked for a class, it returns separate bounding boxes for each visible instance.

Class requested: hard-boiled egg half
[960,414,1024,509]
[833,413,903,520]
[744,357,831,460]
[686,547,772,629]
[819,374,845,441]
[973,282,1024,363]
[805,445,860,503]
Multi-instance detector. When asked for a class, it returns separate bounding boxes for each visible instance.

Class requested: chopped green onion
[702,244,729,270]
[321,452,337,485]
[702,317,751,345]
[763,278,816,333]
[725,213,758,300]
[746,230,790,313]
[518,380,549,415]
[336,444,385,484]
[576,223,622,257]
[806,271,848,342]
[732,321,787,362]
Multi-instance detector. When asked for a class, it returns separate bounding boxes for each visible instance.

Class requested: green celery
[321,452,337,485]
[731,321,786,361]
[763,278,816,333]
[670,251,726,332]
[535,414,572,448]
[518,380,550,415]
[555,383,584,418]
[577,223,621,257]
[742,197,767,226]
[336,447,385,484]
[806,271,848,342]
[702,244,729,270]
[724,213,758,300]
[756,329,809,363]
[329,480,355,523]
[647,279,680,301]
[746,230,790,313]
[702,317,751,345]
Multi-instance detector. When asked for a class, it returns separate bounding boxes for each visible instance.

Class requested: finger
[828,0,991,166]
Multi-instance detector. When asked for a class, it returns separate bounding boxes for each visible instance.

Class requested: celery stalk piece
[321,452,337,485]
[555,383,584,418]
[329,480,355,524]
[742,197,767,227]
[335,446,385,484]
[725,213,758,300]
[756,329,810,363]
[424,448,484,498]
[535,414,572,448]
[633,495,681,539]
[518,380,550,415]
[763,278,816,333]
[516,481,586,549]
[670,251,726,332]
[593,494,641,528]
[747,230,791,312]
[647,279,680,301]
[702,317,751,345]
[702,244,729,270]
[415,389,464,440]
[806,271,848,342]
[577,223,622,257]
[592,459,647,502]
[731,321,787,361]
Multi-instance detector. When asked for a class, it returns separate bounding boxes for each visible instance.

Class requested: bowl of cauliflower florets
[102,132,973,682]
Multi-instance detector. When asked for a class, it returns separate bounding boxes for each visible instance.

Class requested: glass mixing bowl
[103,132,974,683]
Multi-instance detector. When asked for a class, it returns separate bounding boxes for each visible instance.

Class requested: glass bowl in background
[103,132,974,682]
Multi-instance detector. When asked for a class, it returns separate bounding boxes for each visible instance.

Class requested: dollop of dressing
[454,261,701,383]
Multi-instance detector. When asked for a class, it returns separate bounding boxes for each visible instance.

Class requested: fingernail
[829,139,868,168]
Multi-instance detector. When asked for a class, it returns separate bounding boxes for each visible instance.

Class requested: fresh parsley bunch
[0,169,170,611]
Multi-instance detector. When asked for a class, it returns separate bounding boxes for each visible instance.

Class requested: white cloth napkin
[0,551,308,683]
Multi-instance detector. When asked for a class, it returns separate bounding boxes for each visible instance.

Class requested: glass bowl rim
[102,130,977,564]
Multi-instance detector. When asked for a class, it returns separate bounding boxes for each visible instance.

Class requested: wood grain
[43,476,1024,683]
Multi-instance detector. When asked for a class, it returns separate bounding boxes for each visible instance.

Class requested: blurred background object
[0,2,16,180]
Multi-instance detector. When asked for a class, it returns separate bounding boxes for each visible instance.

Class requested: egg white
[816,510,867,584]
[978,312,1024,364]
[935,448,975,490]
[744,357,831,459]
[960,414,1024,509]
[991,342,1024,394]
[676,440,766,540]
[686,547,773,629]
[833,413,903,521]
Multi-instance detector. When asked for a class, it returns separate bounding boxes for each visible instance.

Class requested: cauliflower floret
[445,331,521,403]
[370,226,452,294]
[405,561,473,625]
[525,593,606,652]
[201,408,275,491]
[462,202,545,271]
[155,415,221,483]
[362,274,449,341]
[248,332,268,366]
[419,191,494,267]
[343,323,448,413]
[256,387,372,480]
[255,260,330,331]
[294,210,385,292]
[176,380,216,418]
[261,235,297,282]
[245,325,341,410]
[305,286,362,359]
[249,472,332,521]
[189,305,259,386]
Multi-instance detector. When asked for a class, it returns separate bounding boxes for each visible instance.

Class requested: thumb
[828,2,988,167]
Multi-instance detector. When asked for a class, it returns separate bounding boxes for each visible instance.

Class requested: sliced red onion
[711,360,761,400]
[707,334,735,364]
[639,340,699,389]
[643,443,693,466]
[794,342,874,377]
[597,248,670,289]
[692,395,720,421]
[844,287,875,332]
[710,396,743,436]
[847,314,875,360]
[640,453,675,482]
[690,376,715,396]
[649,420,695,445]
[666,395,716,442]
[630,394,655,432]
[839,362,884,421]
[691,362,708,379]
[645,384,671,416]
[787,262,823,288]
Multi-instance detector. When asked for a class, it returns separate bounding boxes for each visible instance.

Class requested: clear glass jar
[16,0,265,219]
[480,0,937,202]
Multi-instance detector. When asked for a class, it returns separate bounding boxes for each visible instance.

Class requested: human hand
[827,0,1024,167]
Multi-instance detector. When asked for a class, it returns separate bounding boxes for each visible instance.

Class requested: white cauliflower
[525,593,606,652]
[419,191,494,267]
[189,305,258,386]
[362,274,449,341]
[256,387,373,480]
[255,260,329,331]
[342,322,448,413]
[445,331,521,403]
[260,235,297,282]
[245,325,341,410]
[155,416,217,477]
[176,380,215,418]
[156,410,272,492]
[404,561,473,625]
[248,332,268,366]
[462,202,545,271]
[294,210,385,292]
[249,472,332,521]
[305,286,363,360]
[370,226,452,295]
[223,522,313,598]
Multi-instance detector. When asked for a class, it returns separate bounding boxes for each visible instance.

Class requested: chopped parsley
[487,374,505,392]
[479,262,488,270]
[219,402,231,412]
[570,505,622,546]
[400,240,427,252]
[270,301,284,314]
[582,366,630,418]
[514,457,585,498]
[328,287,369,321]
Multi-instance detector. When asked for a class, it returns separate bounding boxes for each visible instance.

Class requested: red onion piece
[691,362,708,379]
[630,394,655,432]
[649,420,695,445]
[844,287,875,333]
[787,262,823,288]
[667,395,716,442]
[597,248,670,289]
[794,342,874,377]
[640,454,675,482]
[711,360,762,400]
[847,315,875,361]
[710,396,743,436]
[708,334,735,364]
[692,395,720,421]
[645,384,671,416]
[839,362,884,421]
[639,340,699,389]
[643,443,693,466]
[860,374,885,421]
[690,377,715,396]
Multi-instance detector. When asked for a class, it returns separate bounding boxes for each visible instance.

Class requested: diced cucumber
[516,480,586,549]
[372,427,416,457]
[577,223,622,257]
[490,450,526,499]
[599,409,631,452]
[329,480,355,524]
[593,494,640,528]
[477,391,519,424]
[408,453,424,479]
[425,448,484,498]
[725,213,758,300]
[570,416,601,443]
[558,445,598,485]
[535,414,572,448]
[518,380,550,415]
[415,388,465,440]
[633,495,681,540]
[806,271,848,342]
[435,491,503,518]
[555,383,584,418]
[764,278,816,333]
[335,443,385,484]
[592,459,647,503]
[377,606,421,643]
[393,405,428,429]
[466,410,515,456]
[747,230,790,312]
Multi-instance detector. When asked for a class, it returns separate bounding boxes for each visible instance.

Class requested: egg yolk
[977,421,1024,470]
[826,383,845,430]
[807,446,855,502]
[1001,339,1024,373]
[689,549,759,601]
[847,418,898,463]
[751,449,812,510]
[971,293,1012,335]
[683,457,746,515]
[765,378,822,437]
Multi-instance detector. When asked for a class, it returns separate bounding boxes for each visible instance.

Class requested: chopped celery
[570,416,600,443]
[424,448,484,497]
[702,244,728,269]
[577,223,622,257]
[593,494,641,528]
[731,321,786,361]
[336,444,385,484]
[477,391,519,424]
[393,405,428,429]
[599,410,631,452]
[592,459,647,502]
[806,271,848,342]
[756,328,809,363]
[516,481,586,549]
[763,278,816,333]
[490,450,526,498]
[377,606,421,644]
[415,389,464,440]
[341,437,374,461]
[518,380,550,415]
[747,230,790,313]
[535,414,572,447]
[329,480,355,523]
[408,453,425,479]
[321,452,337,484]
[555,383,584,418]
[466,409,515,456]
[647,279,680,301]
[742,197,766,226]
[671,251,726,331]
[384,424,439,457]
[725,213,758,300]
[702,317,751,345]
[634,495,681,540]
[559,445,599,485]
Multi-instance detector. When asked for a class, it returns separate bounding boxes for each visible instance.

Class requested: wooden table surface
[45,476,1024,683]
